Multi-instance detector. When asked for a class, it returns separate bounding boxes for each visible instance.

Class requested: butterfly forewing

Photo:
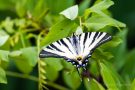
[39,32,112,64]
[39,37,76,60]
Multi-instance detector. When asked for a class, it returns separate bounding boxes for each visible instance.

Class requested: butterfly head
[67,56,89,69]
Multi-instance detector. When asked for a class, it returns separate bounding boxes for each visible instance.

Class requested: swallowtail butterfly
[39,32,112,77]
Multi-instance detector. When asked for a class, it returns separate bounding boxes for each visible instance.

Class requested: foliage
[0,0,134,90]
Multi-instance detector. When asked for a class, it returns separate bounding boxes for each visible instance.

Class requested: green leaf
[83,0,126,31]
[45,0,74,14]
[45,64,59,81]
[79,0,91,15]
[89,60,100,77]
[63,71,81,89]
[102,36,122,48]
[60,5,78,20]
[91,0,114,11]
[9,50,22,57]
[111,29,127,70]
[75,26,83,35]
[92,48,114,61]
[130,79,135,90]
[0,67,7,84]
[1,17,15,34]
[41,19,77,46]
[84,0,114,19]
[0,35,9,47]
[84,78,105,90]
[61,59,74,71]
[45,58,63,71]
[121,49,135,80]
[15,0,26,17]
[104,61,126,89]
[0,50,9,62]
[10,47,38,74]
[0,0,14,10]
[84,15,126,31]
[32,0,48,20]
[21,47,38,67]
[100,62,119,90]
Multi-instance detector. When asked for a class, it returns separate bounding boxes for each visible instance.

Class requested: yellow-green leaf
[0,67,7,84]
[60,5,78,20]
[100,62,119,90]
[84,78,105,90]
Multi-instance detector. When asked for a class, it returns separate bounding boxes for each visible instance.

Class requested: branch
[6,71,69,90]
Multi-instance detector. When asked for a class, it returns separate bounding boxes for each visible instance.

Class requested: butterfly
[39,32,112,77]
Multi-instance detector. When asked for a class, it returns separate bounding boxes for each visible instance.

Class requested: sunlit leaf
[1,17,15,34]
[9,50,22,57]
[130,79,135,90]
[84,78,105,90]
[100,63,119,90]
[41,19,77,46]
[84,0,114,19]
[0,67,7,84]
[84,15,126,31]
[75,26,83,35]
[91,0,114,11]
[0,50,9,62]
[60,5,78,20]
[0,35,9,47]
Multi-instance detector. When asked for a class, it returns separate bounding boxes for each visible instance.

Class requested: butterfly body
[39,32,112,70]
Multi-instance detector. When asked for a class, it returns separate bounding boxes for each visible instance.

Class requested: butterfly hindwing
[81,32,112,57]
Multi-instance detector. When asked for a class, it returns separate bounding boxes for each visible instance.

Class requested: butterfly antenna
[76,68,82,81]
[72,32,76,36]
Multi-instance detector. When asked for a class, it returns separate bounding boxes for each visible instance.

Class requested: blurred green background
[0,0,135,90]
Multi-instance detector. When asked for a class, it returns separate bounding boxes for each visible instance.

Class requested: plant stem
[6,71,38,82]
[46,82,69,90]
[19,29,26,48]
[37,32,42,90]
[6,71,69,90]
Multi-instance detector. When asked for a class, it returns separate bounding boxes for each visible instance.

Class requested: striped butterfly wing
[39,37,77,60]
[79,32,112,58]
[39,32,112,62]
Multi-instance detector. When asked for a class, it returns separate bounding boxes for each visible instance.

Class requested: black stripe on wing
[92,32,112,51]
[82,32,112,58]
[39,50,61,58]
[39,37,75,59]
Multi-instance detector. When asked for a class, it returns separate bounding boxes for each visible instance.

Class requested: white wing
[79,32,112,58]
[39,37,77,60]
[39,32,112,60]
